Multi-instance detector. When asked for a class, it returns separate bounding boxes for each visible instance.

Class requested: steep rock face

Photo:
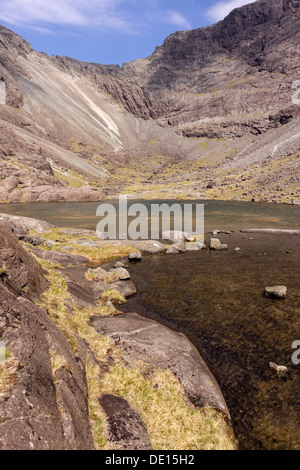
[0,221,48,297]
[52,57,159,120]
[0,282,95,450]
[0,25,32,108]
[0,0,300,203]
[120,0,300,137]
[0,222,94,450]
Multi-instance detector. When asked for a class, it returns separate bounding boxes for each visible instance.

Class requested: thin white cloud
[166,11,191,30]
[0,0,133,32]
[207,0,256,22]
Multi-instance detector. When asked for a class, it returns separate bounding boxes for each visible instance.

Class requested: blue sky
[0,0,254,65]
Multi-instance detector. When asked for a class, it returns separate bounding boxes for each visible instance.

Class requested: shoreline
[120,229,300,450]
[1,211,299,449]
[0,213,237,450]
[0,196,299,206]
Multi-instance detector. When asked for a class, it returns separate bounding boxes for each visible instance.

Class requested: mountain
[0,0,300,204]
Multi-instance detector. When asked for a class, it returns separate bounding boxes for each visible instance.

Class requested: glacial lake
[1,199,300,450]
[0,199,300,232]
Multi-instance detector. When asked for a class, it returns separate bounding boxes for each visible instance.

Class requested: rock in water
[269,362,288,378]
[110,267,131,280]
[162,230,191,242]
[210,238,228,251]
[265,286,287,299]
[128,252,142,261]
[166,240,186,254]
[114,261,126,269]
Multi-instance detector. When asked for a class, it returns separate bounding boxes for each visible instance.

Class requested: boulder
[114,261,126,269]
[3,176,19,191]
[110,267,130,280]
[0,188,9,201]
[264,286,287,299]
[166,240,186,254]
[92,267,109,281]
[129,240,165,255]
[0,213,54,236]
[20,235,45,246]
[91,312,230,417]
[8,190,20,203]
[128,252,142,261]
[210,238,228,251]
[0,283,94,450]
[58,266,96,307]
[110,280,137,298]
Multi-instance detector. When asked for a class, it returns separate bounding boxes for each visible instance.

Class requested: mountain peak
[0,0,300,203]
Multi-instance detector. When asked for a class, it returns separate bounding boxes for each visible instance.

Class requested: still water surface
[1,199,300,232]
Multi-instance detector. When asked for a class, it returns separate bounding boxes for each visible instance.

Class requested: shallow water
[1,200,300,449]
[122,232,300,450]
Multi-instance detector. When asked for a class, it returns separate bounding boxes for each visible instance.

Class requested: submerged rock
[269,362,288,378]
[186,242,207,251]
[166,240,186,254]
[110,267,131,280]
[114,261,126,269]
[162,230,191,242]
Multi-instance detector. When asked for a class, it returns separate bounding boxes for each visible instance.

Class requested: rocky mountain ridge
[0,0,300,203]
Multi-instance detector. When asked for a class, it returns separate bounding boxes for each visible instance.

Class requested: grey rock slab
[265,286,287,299]
[109,280,137,298]
[30,247,89,267]
[166,240,187,254]
[99,394,152,450]
[91,312,230,417]
[210,238,228,251]
[58,266,96,307]
[0,213,54,236]
[110,267,131,280]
